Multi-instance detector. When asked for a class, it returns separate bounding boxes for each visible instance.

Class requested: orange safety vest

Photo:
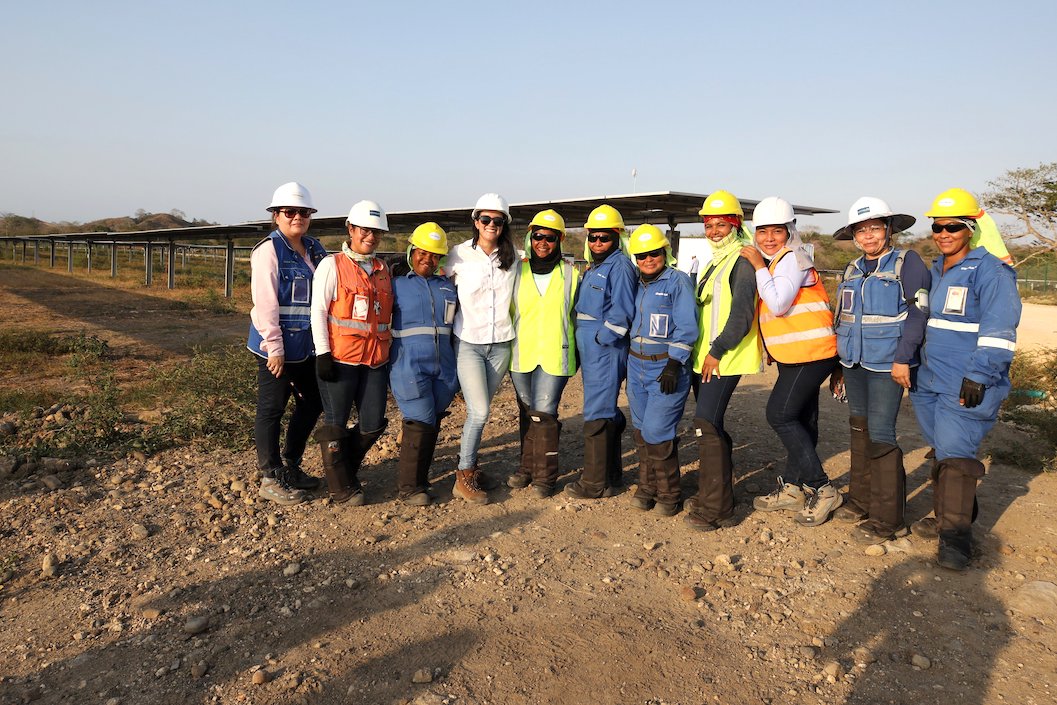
[758,249,837,364]
[328,254,394,367]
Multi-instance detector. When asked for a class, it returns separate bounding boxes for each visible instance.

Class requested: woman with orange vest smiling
[310,200,394,506]
[740,197,842,527]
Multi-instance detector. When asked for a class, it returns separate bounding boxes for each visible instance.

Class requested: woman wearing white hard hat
[310,200,394,506]
[389,223,459,506]
[829,197,931,544]
[505,209,580,498]
[247,182,328,506]
[740,196,842,526]
[445,193,518,504]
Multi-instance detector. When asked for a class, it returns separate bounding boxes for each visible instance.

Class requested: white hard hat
[268,182,316,212]
[472,193,511,220]
[833,196,916,241]
[346,200,389,231]
[751,196,795,227]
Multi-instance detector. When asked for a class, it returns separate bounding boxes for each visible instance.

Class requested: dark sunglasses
[634,248,665,261]
[279,208,312,218]
[531,233,560,243]
[587,233,613,243]
[931,222,969,234]
[476,215,506,227]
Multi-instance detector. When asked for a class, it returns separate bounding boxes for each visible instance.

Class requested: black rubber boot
[686,419,732,529]
[508,400,533,489]
[565,419,607,499]
[315,424,363,505]
[649,438,682,516]
[835,415,870,522]
[397,420,435,505]
[528,410,561,497]
[342,419,388,501]
[936,458,984,571]
[854,442,907,543]
[606,411,627,492]
[630,429,655,511]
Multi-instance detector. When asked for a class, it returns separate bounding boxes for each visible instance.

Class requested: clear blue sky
[3,0,1055,235]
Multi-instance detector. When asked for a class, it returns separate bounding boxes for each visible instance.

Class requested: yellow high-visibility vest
[691,249,763,376]
[511,259,579,376]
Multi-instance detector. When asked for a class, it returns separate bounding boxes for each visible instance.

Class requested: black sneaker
[282,464,322,491]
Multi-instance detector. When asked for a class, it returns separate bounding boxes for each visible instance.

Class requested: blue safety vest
[835,249,911,372]
[247,230,328,362]
[390,271,458,390]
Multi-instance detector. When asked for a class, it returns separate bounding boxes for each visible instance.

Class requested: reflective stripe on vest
[927,319,979,333]
[327,254,394,366]
[759,249,837,364]
[392,326,452,338]
[690,250,762,376]
[633,335,692,352]
[511,260,577,376]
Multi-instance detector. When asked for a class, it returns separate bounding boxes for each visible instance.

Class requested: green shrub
[998,347,1057,472]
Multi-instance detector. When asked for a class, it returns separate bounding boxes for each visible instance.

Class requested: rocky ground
[1,266,1056,705]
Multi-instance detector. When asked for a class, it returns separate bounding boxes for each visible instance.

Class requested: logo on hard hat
[370,210,381,217]
[938,198,955,208]
[710,198,725,208]
[857,206,871,216]
[594,213,606,221]
[638,232,651,241]
[543,214,555,221]
[428,232,441,240]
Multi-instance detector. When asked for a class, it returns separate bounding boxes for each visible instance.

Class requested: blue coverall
[389,271,460,426]
[574,251,638,422]
[910,247,1021,460]
[627,267,699,444]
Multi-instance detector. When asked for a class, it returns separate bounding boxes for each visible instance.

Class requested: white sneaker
[752,477,806,512]
[795,484,842,526]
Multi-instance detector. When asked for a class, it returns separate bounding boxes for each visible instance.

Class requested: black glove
[316,352,337,382]
[959,377,985,408]
[657,358,683,395]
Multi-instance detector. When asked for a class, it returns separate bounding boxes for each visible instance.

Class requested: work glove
[657,358,683,395]
[959,378,985,409]
[316,352,337,382]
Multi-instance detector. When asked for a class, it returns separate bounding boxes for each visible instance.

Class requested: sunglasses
[279,208,312,218]
[531,233,560,243]
[351,225,383,236]
[587,233,613,243]
[634,248,665,261]
[476,215,506,227]
[931,223,969,234]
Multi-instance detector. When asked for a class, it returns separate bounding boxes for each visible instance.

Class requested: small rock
[191,661,209,679]
[799,646,819,660]
[141,607,163,619]
[680,586,699,602]
[411,668,434,684]
[1009,581,1057,617]
[132,450,148,463]
[252,669,270,685]
[643,542,662,551]
[449,550,476,563]
[822,661,843,679]
[886,537,913,554]
[852,647,876,664]
[41,552,58,577]
[999,544,1015,556]
[911,654,931,670]
[183,615,210,635]
[105,698,122,705]
[40,474,64,490]
[42,457,76,473]
[130,524,150,541]
[864,544,887,557]
[0,421,17,437]
[758,529,773,543]
[714,553,733,566]
[230,480,246,493]
[283,562,302,577]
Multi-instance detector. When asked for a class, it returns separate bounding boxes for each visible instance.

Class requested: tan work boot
[752,477,805,512]
[454,468,489,505]
[795,483,843,526]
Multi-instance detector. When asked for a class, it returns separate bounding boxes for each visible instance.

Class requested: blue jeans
[766,358,837,490]
[254,356,322,474]
[317,362,388,433]
[842,363,904,446]
[510,367,569,415]
[455,339,512,470]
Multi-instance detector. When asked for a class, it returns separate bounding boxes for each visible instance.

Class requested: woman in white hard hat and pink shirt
[446,193,519,505]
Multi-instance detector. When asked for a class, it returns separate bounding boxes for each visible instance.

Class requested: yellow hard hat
[409,222,449,255]
[925,188,983,219]
[698,189,744,218]
[529,209,566,235]
[584,204,625,231]
[627,224,670,255]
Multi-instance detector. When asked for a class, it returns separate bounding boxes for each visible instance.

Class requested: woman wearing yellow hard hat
[388,223,459,506]
[684,190,763,532]
[505,210,580,497]
[741,197,842,527]
[625,224,699,516]
[248,182,328,506]
[829,196,930,544]
[908,188,1021,570]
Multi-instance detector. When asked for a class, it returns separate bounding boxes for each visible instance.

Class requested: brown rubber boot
[912,455,943,539]
[936,458,984,570]
[834,415,870,522]
[454,467,489,505]
[630,428,655,510]
[649,438,682,516]
[565,419,608,499]
[854,442,907,544]
[606,412,627,492]
[507,400,533,489]
[315,424,363,505]
[527,411,561,497]
[685,419,732,529]
[396,419,435,506]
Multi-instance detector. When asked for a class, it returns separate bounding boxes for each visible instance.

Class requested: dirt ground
[1,264,1056,705]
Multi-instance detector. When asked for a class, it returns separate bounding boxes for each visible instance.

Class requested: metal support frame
[667,214,680,260]
[86,242,93,273]
[167,241,176,289]
[67,243,74,272]
[21,241,27,263]
[33,241,39,264]
[110,243,118,277]
[145,242,153,287]
[49,241,56,267]
[224,238,235,298]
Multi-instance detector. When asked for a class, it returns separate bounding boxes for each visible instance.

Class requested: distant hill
[0,210,215,237]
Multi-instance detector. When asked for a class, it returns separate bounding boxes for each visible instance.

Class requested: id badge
[943,286,967,315]
[291,277,310,305]
[352,294,369,321]
[649,313,670,338]
[444,300,457,325]
[840,289,855,313]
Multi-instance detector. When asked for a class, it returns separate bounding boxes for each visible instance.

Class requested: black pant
[765,357,837,490]
[254,355,323,474]
[694,373,742,434]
